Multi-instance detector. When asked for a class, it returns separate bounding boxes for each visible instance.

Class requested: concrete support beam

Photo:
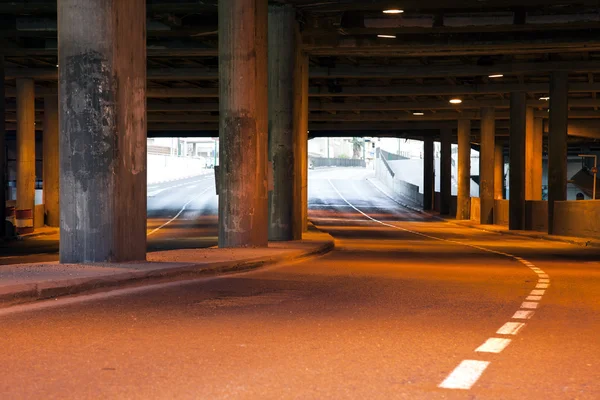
[0,56,5,237]
[268,4,296,241]
[548,72,569,235]
[58,0,147,262]
[423,137,434,211]
[294,50,309,236]
[479,107,495,224]
[494,141,505,200]
[525,113,543,201]
[43,96,59,227]
[16,78,35,234]
[509,92,527,230]
[440,128,452,215]
[218,0,268,248]
[456,119,471,220]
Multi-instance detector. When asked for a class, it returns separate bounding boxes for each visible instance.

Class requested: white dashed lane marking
[438,360,491,390]
[475,338,512,354]
[497,322,526,335]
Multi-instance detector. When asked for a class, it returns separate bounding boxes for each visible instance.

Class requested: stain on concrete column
[218,0,269,247]
[423,137,434,211]
[509,92,527,230]
[494,141,505,200]
[293,50,309,238]
[58,0,147,262]
[16,78,36,234]
[548,72,568,234]
[0,56,5,237]
[43,96,59,227]
[480,107,495,225]
[456,119,471,220]
[440,128,452,215]
[268,4,296,241]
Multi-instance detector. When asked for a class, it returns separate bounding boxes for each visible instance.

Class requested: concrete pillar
[43,96,59,227]
[218,0,268,247]
[423,137,434,211]
[440,128,452,215]
[16,78,36,235]
[525,110,543,200]
[293,50,309,236]
[548,72,569,234]
[456,119,471,220]
[58,0,147,262]
[192,143,197,157]
[480,107,495,224]
[509,92,527,230]
[494,141,504,200]
[0,56,5,237]
[268,4,296,241]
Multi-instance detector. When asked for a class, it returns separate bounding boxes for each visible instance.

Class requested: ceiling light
[383,9,404,14]
[488,74,503,78]
[449,98,463,104]
[539,96,550,101]
[377,34,396,39]
[413,112,425,116]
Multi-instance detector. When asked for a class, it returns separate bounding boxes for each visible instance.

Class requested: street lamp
[578,154,597,200]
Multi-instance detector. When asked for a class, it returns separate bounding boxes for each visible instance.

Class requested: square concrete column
[16,78,36,235]
[494,141,505,200]
[440,128,452,215]
[480,107,495,224]
[548,72,569,234]
[509,92,527,230]
[456,119,471,220]
[293,50,309,236]
[0,56,5,237]
[525,109,543,200]
[423,137,434,211]
[268,4,296,241]
[43,96,59,227]
[58,0,147,262]
[219,0,269,247]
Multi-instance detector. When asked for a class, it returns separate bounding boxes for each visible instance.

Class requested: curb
[0,239,334,308]
[16,229,59,241]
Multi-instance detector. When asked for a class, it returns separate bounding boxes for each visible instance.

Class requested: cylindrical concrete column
[218,0,269,247]
[456,119,471,220]
[43,96,59,227]
[0,56,6,237]
[509,92,527,230]
[293,50,309,237]
[16,78,36,235]
[494,141,504,200]
[423,137,434,211]
[480,107,495,224]
[440,128,452,215]
[268,4,296,241]
[525,109,543,201]
[58,0,147,262]
[548,72,569,234]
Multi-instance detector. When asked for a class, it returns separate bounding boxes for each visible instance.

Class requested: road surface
[0,167,598,398]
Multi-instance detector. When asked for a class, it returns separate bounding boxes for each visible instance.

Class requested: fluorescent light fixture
[449,98,463,104]
[539,96,550,101]
[488,74,504,78]
[413,112,425,116]
[383,9,404,14]
[377,34,396,39]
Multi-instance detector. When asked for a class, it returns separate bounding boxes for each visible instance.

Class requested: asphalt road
[0,167,598,399]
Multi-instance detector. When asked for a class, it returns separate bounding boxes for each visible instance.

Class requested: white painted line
[538,279,550,283]
[513,310,535,319]
[147,186,213,236]
[497,322,526,335]
[535,270,546,274]
[538,274,549,278]
[475,338,512,354]
[438,360,490,390]
[526,295,543,301]
[521,302,539,309]
[536,283,550,289]
[531,289,545,296]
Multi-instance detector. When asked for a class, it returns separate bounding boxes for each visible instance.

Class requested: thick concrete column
[525,110,543,200]
[218,0,268,247]
[16,78,36,234]
[456,119,471,220]
[548,72,569,234]
[58,0,147,262]
[494,141,504,199]
[268,4,296,241]
[440,128,452,215]
[423,137,434,211]
[43,96,59,227]
[509,92,527,230]
[480,107,495,224]
[0,56,5,237]
[293,50,309,237]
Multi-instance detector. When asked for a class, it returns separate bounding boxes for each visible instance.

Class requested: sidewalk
[0,228,334,307]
